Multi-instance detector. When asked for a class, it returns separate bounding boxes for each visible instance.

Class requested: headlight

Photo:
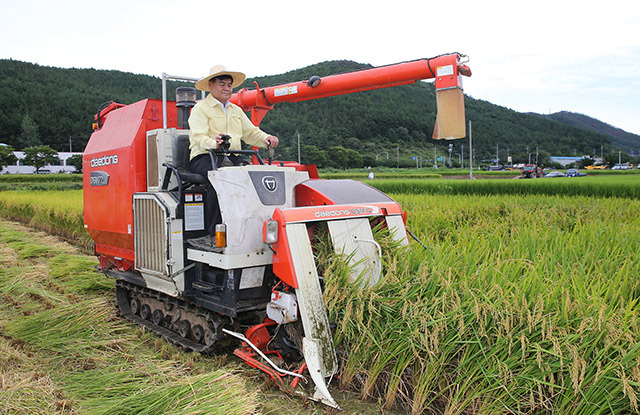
[264,220,278,244]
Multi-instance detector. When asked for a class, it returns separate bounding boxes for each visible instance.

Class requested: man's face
[208,77,233,105]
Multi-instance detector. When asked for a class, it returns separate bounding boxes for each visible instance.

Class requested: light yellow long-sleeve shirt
[188,94,270,160]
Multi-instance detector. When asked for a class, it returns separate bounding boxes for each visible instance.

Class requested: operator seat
[161,134,206,191]
[171,135,207,184]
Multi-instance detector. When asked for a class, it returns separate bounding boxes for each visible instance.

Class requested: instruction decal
[274,85,298,97]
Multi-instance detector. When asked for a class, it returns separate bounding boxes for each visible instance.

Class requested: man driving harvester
[188,65,280,250]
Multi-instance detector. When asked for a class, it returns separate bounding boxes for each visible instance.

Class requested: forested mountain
[0,59,189,151]
[0,58,630,167]
[542,111,640,155]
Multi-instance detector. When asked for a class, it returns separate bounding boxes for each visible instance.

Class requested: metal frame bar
[161,73,206,129]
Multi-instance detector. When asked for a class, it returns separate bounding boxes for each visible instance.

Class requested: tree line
[0,58,628,169]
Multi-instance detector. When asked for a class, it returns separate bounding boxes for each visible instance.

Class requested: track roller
[115,280,232,353]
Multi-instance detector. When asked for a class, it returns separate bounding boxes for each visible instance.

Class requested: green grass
[319,168,526,180]
[0,173,83,191]
[0,173,83,183]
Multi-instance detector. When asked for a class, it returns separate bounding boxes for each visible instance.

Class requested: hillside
[543,111,640,155]
[0,58,627,167]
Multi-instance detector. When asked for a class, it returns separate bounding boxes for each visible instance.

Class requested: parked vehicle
[544,171,565,178]
[566,169,586,177]
[612,163,633,170]
[586,164,608,170]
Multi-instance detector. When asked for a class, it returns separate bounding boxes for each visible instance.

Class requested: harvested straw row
[0,220,260,415]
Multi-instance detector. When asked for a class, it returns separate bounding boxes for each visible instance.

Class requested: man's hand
[215,134,231,150]
[265,136,279,148]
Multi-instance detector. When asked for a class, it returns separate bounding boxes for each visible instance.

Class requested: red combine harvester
[83,53,471,408]
[521,164,543,178]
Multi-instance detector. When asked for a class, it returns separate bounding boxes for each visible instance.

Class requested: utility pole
[536,146,539,165]
[297,132,301,164]
[496,144,499,166]
[434,146,437,168]
[469,120,473,179]
[69,136,72,152]
[448,143,453,167]
[396,146,399,168]
[461,144,464,169]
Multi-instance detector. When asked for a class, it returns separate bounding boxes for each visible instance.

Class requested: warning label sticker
[436,65,454,76]
[274,85,298,97]
[184,203,205,231]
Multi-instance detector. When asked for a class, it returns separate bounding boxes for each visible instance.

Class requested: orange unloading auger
[231,52,471,140]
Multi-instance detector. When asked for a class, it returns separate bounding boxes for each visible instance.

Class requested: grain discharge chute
[83,52,471,408]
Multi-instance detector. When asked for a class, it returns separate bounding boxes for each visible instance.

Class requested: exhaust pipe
[175,87,197,129]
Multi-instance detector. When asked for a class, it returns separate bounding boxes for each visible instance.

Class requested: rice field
[0,174,639,414]
[0,190,91,253]
[0,173,83,191]
[369,175,640,198]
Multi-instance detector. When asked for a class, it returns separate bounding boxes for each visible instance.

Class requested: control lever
[219,134,231,151]
[267,139,274,165]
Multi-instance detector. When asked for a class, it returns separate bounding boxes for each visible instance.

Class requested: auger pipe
[231,53,471,122]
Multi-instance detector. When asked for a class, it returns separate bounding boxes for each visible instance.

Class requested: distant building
[1,151,82,174]
[549,156,598,167]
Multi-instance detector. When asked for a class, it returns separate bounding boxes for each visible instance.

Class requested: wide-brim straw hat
[195,65,246,91]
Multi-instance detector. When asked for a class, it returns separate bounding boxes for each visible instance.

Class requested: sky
[1,0,639,136]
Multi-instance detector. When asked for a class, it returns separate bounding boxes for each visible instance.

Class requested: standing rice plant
[324,193,640,414]
[369,174,640,199]
[0,190,91,252]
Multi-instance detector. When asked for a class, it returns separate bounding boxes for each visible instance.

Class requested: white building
[549,155,603,167]
[1,151,82,174]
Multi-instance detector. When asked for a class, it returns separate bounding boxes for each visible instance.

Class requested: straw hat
[195,65,246,91]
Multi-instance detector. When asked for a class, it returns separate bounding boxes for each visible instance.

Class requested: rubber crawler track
[115,280,232,353]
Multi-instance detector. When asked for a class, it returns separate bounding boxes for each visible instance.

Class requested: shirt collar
[208,94,230,113]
